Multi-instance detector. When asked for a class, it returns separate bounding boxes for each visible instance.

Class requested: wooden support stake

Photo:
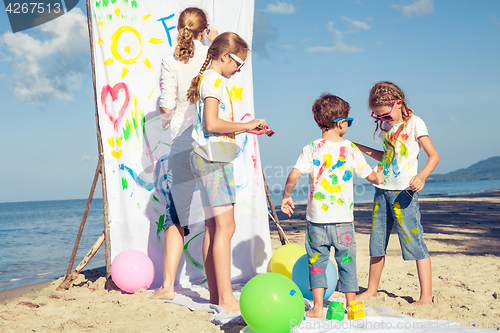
[263,172,289,245]
[59,156,102,285]
[86,0,112,279]
[57,232,105,291]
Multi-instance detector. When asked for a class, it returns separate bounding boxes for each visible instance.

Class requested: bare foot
[356,290,377,300]
[150,286,175,300]
[219,299,240,314]
[306,307,323,318]
[412,297,432,306]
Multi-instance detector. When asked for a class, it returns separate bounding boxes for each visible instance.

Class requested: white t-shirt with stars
[192,69,237,163]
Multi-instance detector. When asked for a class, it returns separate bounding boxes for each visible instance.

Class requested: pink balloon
[111,249,155,293]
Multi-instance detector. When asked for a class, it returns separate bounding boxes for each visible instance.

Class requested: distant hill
[428,156,500,182]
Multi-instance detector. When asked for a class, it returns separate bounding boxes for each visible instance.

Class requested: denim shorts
[305,222,359,292]
[369,187,429,260]
[189,151,236,208]
[163,128,196,236]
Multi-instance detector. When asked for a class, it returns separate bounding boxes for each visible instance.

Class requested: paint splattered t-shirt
[376,115,428,190]
[192,69,236,163]
[294,139,372,223]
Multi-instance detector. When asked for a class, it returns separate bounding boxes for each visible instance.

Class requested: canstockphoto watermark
[4,0,79,33]
[289,318,490,331]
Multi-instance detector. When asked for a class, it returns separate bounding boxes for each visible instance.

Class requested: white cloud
[279,44,294,49]
[492,16,500,27]
[81,154,97,162]
[0,73,6,79]
[393,0,434,18]
[263,0,296,14]
[0,8,89,105]
[305,21,363,54]
[302,37,312,42]
[376,41,383,46]
[341,16,371,33]
[253,9,278,58]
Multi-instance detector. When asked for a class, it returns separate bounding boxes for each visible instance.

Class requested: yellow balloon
[270,244,307,279]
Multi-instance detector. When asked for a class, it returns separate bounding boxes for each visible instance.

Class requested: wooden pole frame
[57,0,111,291]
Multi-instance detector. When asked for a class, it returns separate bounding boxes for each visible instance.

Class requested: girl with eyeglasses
[187,32,266,313]
[355,81,440,306]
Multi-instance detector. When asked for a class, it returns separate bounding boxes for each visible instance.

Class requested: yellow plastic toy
[347,300,366,320]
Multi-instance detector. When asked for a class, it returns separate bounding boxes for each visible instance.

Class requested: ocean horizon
[1,179,499,293]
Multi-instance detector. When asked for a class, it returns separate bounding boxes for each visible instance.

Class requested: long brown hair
[175,7,208,64]
[187,32,249,104]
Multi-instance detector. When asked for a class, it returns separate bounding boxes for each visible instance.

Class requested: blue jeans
[163,128,196,235]
[369,187,429,260]
[305,222,359,292]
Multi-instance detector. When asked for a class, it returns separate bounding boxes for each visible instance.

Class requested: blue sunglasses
[333,117,353,127]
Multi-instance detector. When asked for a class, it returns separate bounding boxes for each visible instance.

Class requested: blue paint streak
[313,159,320,166]
[120,164,155,191]
[290,289,297,296]
[342,170,353,181]
[157,14,175,47]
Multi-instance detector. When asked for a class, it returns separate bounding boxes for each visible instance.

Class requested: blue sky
[1,0,499,202]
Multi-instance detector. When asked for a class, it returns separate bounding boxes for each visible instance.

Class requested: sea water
[0,179,499,293]
[0,199,106,292]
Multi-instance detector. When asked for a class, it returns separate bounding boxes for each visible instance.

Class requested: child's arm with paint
[365,170,384,185]
[353,142,384,162]
[409,136,439,192]
[281,168,301,217]
[204,97,266,134]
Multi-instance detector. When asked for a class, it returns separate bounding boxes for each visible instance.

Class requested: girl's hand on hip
[409,174,426,192]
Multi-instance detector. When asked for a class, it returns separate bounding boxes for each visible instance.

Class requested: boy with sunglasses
[281,94,383,318]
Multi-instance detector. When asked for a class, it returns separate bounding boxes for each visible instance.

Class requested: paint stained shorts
[189,151,236,208]
[370,187,429,261]
[305,222,359,292]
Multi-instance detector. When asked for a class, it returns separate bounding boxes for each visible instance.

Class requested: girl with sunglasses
[355,81,439,306]
[187,32,266,313]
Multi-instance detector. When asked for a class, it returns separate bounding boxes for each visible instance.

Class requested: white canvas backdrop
[90,0,271,288]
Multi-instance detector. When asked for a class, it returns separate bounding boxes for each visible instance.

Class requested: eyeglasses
[229,53,245,71]
[333,117,353,127]
[371,101,399,122]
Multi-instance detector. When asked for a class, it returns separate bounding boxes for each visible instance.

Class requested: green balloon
[240,272,305,333]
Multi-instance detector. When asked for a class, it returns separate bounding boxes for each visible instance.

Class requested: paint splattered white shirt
[376,115,428,190]
[294,139,372,223]
[192,69,236,163]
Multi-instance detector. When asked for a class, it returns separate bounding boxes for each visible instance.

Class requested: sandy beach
[1,190,499,332]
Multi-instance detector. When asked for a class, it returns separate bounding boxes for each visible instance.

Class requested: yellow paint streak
[321,203,329,212]
[121,67,128,79]
[321,177,334,193]
[124,45,131,54]
[143,58,153,70]
[104,58,114,66]
[229,86,243,101]
[372,201,379,230]
[108,138,115,147]
[309,252,320,265]
[111,149,123,159]
[148,38,163,44]
[98,38,104,44]
[98,21,104,27]
[142,14,152,21]
[116,137,122,146]
[323,154,332,168]
[393,201,413,244]
[214,78,222,88]
[147,86,156,100]
[114,8,120,17]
